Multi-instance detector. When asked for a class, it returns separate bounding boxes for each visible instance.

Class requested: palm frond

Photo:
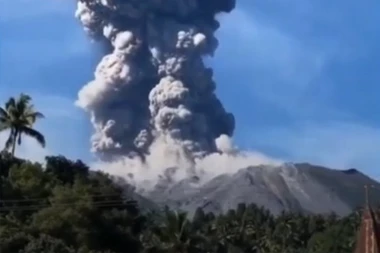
[24,110,45,125]
[1,95,45,157]
[20,126,46,147]
[0,106,12,131]
[0,122,11,132]
[0,107,8,118]
[0,107,11,128]
[5,97,16,110]
[16,93,32,115]
[5,98,18,121]
[17,93,32,106]
[29,111,44,119]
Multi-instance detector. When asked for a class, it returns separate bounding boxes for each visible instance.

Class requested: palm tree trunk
[11,131,18,157]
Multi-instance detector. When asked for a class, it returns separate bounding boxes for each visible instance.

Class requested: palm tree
[142,208,206,253]
[0,93,45,156]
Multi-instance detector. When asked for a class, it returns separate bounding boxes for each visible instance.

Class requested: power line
[0,199,139,212]
[0,201,137,212]
[0,193,139,212]
[0,192,132,204]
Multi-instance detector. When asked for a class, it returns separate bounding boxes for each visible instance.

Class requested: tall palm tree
[0,93,45,156]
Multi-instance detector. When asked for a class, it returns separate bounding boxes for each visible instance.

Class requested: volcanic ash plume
[75,0,236,161]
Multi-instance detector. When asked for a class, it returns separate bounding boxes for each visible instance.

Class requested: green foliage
[0,93,45,156]
[0,155,363,253]
[45,155,89,185]
[20,234,75,253]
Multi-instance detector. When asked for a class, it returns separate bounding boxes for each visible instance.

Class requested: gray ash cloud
[75,0,236,161]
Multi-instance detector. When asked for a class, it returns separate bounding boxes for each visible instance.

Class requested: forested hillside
[0,152,363,253]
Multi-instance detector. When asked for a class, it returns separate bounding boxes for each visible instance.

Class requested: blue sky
[1,0,380,178]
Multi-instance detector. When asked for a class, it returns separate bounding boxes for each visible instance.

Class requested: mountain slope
[144,163,380,216]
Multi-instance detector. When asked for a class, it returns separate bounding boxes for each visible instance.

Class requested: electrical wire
[0,192,132,203]
[0,202,135,212]
[0,194,138,212]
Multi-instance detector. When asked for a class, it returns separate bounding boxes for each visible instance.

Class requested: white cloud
[249,121,380,176]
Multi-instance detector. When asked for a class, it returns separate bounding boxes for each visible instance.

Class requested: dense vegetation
[0,152,364,253]
[0,94,366,252]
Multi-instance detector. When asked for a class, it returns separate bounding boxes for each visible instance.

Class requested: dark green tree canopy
[0,154,364,253]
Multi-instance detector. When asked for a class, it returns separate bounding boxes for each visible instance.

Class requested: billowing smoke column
[75,0,236,161]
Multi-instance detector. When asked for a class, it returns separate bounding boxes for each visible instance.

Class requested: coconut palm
[0,93,45,156]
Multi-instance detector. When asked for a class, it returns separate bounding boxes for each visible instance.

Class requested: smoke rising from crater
[75,0,236,161]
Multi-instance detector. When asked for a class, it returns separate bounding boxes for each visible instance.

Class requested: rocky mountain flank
[143,163,380,217]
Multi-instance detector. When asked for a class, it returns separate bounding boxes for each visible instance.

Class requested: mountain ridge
[140,162,380,217]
